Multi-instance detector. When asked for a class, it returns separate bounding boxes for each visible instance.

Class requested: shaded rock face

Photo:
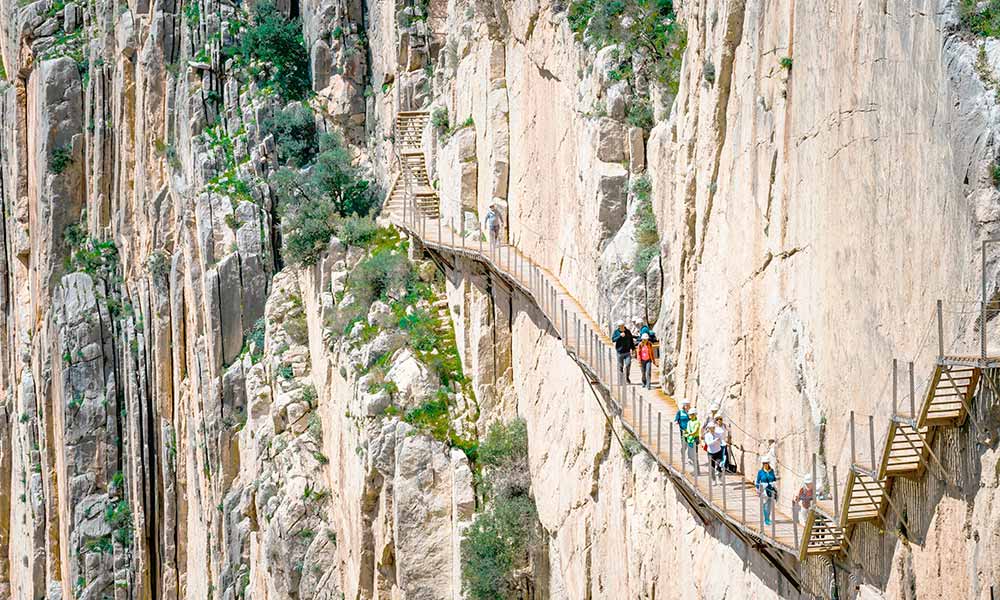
[2,0,1000,598]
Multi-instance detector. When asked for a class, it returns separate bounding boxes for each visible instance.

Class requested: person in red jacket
[636,333,657,389]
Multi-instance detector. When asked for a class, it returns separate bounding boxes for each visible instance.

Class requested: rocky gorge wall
[1,0,999,599]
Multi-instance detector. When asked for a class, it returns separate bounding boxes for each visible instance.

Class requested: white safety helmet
[710,402,720,413]
[641,333,650,340]
[616,319,625,327]
[804,474,813,484]
[688,407,698,415]
[761,456,771,465]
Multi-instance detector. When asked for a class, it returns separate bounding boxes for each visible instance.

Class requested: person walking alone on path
[484,204,503,251]
[794,474,815,525]
[684,407,701,469]
[636,333,657,389]
[756,457,778,526]
[612,320,636,384]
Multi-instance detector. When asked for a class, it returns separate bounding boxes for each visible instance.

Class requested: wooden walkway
[383,113,806,558]
[383,111,993,566]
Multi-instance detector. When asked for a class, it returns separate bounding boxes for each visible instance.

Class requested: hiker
[638,321,658,344]
[636,332,657,389]
[704,422,725,481]
[484,204,503,251]
[611,320,636,384]
[713,415,735,473]
[794,474,815,524]
[756,457,778,526]
[708,402,721,423]
[684,407,701,469]
[674,400,691,439]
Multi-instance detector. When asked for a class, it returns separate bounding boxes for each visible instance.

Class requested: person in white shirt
[704,423,724,481]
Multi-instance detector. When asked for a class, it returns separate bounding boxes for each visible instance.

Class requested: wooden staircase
[383,112,440,219]
[801,355,986,557]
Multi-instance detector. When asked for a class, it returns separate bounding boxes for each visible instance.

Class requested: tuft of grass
[960,0,1000,37]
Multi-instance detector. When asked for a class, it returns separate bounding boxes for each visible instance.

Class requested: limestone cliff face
[1,0,999,598]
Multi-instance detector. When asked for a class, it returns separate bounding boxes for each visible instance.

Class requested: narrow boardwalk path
[384,111,995,567]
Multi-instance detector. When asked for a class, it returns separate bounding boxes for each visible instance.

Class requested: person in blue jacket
[755,457,778,526]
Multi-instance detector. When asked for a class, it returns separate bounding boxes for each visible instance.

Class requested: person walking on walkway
[684,407,701,469]
[484,204,503,251]
[713,415,735,473]
[636,333,657,389]
[705,422,725,482]
[612,320,636,384]
[674,400,691,439]
[638,321,657,344]
[756,457,778,526]
[794,474,815,525]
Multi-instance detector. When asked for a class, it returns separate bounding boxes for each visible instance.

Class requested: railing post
[669,418,675,465]
[708,459,714,503]
[437,215,441,243]
[850,410,856,465]
[721,455,727,511]
[636,391,642,437]
[937,298,945,360]
[909,361,916,418]
[741,452,746,524]
[892,358,898,416]
[576,315,581,354]
[832,465,840,521]
[759,493,764,532]
[771,506,777,539]
[647,402,652,442]
[869,414,877,473]
[793,506,799,549]
[657,412,662,456]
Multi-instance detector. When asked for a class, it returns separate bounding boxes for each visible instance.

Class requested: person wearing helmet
[684,407,702,469]
[756,456,778,526]
[704,422,725,481]
[674,400,691,439]
[611,320,636,384]
[636,332,657,389]
[794,474,815,524]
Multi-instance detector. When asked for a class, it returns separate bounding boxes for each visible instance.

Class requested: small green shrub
[245,317,266,363]
[779,56,793,70]
[50,146,73,174]
[567,0,686,93]
[703,60,716,84]
[301,383,318,406]
[349,249,415,304]
[184,1,199,26]
[625,98,654,129]
[631,176,659,274]
[961,0,1000,37]
[335,214,378,247]
[404,395,451,441]
[263,104,319,167]
[431,106,449,131]
[146,250,170,280]
[279,364,294,380]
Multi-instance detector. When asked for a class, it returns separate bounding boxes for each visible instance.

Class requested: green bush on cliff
[631,176,660,274]
[229,1,311,101]
[274,133,376,266]
[567,0,686,94]
[961,0,1000,37]
[263,104,318,167]
[462,418,538,599]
